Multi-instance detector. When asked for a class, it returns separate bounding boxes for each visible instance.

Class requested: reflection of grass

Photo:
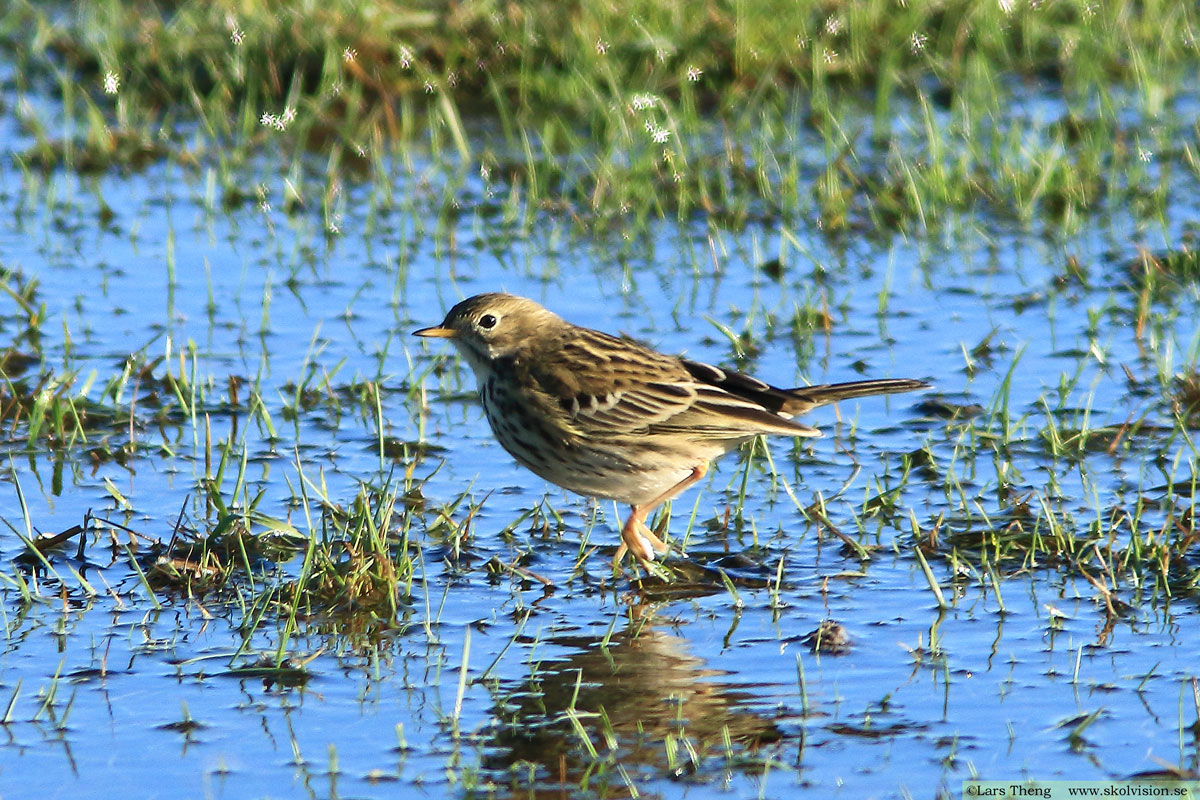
[5,1,1197,229]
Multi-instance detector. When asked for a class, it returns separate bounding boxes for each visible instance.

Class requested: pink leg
[613,464,708,567]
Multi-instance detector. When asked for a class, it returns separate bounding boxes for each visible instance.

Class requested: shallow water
[1,81,1199,799]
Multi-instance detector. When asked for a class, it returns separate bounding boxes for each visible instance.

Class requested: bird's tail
[782,378,928,415]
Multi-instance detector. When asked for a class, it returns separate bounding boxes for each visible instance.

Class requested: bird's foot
[613,515,670,569]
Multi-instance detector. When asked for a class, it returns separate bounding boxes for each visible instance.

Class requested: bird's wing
[674,359,820,438]
[680,359,800,414]
[529,333,818,439]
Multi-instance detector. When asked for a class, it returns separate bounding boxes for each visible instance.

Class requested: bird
[414,293,927,568]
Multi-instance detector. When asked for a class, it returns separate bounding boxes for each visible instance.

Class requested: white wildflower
[631,93,658,111]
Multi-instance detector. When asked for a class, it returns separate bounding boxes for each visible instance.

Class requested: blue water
[0,78,1198,798]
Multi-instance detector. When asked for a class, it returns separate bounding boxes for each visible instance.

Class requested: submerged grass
[11,469,424,638]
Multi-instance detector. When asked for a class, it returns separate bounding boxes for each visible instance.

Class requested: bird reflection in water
[481,608,784,794]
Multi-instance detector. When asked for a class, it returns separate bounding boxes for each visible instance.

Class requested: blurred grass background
[4,0,1197,230]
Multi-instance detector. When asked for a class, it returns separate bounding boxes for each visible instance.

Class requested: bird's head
[413,293,562,375]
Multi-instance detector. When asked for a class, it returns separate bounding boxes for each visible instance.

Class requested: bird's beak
[413,325,457,339]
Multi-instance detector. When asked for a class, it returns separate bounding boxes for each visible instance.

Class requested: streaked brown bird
[414,294,927,567]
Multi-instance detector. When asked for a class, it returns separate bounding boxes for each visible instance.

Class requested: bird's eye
[478,314,498,330]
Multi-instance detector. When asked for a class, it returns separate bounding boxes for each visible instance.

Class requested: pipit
[414,293,927,567]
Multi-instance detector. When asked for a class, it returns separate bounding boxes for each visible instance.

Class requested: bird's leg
[614,514,667,565]
[614,464,708,567]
